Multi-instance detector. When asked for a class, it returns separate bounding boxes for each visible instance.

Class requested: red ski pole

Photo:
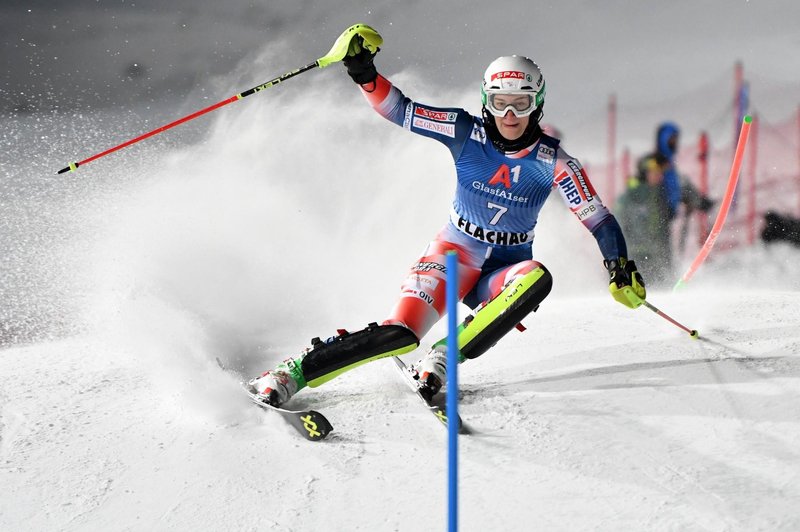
[57,64,317,174]
[641,300,699,339]
[56,23,382,174]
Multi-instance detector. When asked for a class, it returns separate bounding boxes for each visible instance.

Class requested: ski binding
[392,356,464,432]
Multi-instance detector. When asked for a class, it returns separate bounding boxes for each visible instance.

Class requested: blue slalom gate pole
[445,251,459,532]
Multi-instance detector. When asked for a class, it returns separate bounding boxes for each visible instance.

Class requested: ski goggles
[483,91,542,118]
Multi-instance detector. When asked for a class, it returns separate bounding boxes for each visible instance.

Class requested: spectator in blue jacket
[653,122,682,219]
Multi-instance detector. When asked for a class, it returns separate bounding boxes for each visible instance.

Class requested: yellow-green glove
[604,258,646,309]
[318,23,382,69]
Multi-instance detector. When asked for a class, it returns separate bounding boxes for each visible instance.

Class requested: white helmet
[481,56,546,118]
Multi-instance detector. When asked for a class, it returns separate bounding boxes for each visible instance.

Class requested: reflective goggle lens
[486,93,536,118]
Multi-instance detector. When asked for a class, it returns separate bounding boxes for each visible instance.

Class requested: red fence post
[698,132,710,244]
[621,147,630,188]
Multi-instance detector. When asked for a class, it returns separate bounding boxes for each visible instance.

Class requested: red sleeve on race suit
[359,75,405,125]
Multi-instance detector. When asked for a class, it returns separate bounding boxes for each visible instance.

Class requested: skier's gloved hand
[604,257,646,309]
[343,35,379,84]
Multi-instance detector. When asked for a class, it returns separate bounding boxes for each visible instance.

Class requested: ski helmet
[480,55,546,151]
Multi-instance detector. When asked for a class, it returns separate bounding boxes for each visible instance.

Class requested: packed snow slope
[2,278,799,531]
[2,37,800,532]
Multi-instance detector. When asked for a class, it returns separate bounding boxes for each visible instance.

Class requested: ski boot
[247,358,306,407]
[410,345,448,400]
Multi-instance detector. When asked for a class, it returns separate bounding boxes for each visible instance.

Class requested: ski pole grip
[57,162,79,174]
[317,23,383,68]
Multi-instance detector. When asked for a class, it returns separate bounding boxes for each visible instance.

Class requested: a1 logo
[488,164,521,189]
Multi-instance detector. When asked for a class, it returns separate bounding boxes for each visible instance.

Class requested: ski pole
[674,115,753,289]
[56,23,381,174]
[641,300,699,339]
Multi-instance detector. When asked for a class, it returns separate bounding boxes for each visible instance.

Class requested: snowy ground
[2,265,799,530]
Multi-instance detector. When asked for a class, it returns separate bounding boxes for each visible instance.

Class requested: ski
[242,382,333,442]
[216,357,333,442]
[391,356,465,432]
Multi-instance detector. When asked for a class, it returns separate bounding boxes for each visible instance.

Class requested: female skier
[248,28,646,406]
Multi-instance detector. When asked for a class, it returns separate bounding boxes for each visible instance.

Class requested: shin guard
[449,263,552,360]
[300,323,419,387]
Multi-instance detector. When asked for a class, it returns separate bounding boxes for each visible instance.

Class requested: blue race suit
[359,75,628,339]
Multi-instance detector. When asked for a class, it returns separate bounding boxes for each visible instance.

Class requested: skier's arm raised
[342,35,474,159]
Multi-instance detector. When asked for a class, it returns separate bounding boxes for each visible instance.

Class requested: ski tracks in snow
[0,340,133,529]
[440,291,800,530]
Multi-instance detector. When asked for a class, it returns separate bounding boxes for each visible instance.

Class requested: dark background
[3,0,799,130]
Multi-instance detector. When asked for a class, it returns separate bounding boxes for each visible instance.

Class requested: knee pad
[301,323,419,387]
[458,262,552,360]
